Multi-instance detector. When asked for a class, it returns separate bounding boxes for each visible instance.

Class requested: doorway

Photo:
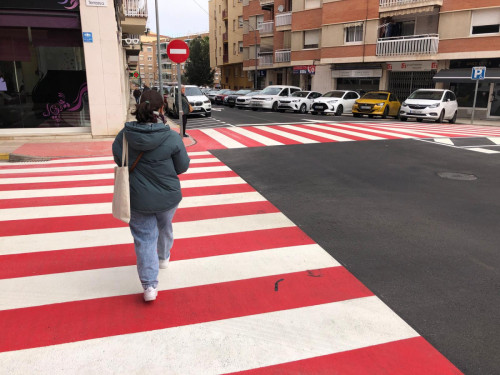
[488,83,500,118]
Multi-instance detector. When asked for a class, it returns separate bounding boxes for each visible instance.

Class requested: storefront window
[449,81,489,108]
[0,3,89,129]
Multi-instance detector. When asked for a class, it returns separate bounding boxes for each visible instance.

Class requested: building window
[304,29,320,49]
[233,43,237,55]
[345,24,364,43]
[471,9,500,35]
[147,47,152,52]
[238,16,243,28]
[304,0,321,10]
[233,19,236,31]
[235,67,238,77]
[256,15,264,29]
[147,56,152,61]
[239,41,243,53]
[139,55,144,59]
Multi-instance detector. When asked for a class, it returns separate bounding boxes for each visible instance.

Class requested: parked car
[278,91,322,114]
[206,89,222,103]
[311,90,360,116]
[214,89,233,105]
[226,89,253,107]
[352,91,401,119]
[166,85,212,118]
[235,90,261,109]
[400,89,458,123]
[250,85,302,111]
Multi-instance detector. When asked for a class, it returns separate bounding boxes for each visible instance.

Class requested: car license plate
[253,103,262,107]
[313,104,321,109]
[410,110,422,114]
[360,105,371,110]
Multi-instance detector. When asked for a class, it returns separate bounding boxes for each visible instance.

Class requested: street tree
[184,37,214,87]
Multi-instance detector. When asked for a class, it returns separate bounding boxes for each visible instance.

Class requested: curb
[8,154,53,162]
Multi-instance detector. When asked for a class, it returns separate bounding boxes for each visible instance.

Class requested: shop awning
[380,5,436,18]
[433,68,500,83]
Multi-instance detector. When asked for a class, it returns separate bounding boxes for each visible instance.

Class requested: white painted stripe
[256,125,319,144]
[0,212,295,255]
[0,297,419,374]
[0,156,113,167]
[330,123,414,138]
[0,191,266,221]
[170,48,187,54]
[200,129,247,148]
[0,177,248,199]
[230,127,283,146]
[0,173,115,185]
[0,244,337,310]
[280,125,353,142]
[0,164,116,174]
[183,165,231,174]
[305,124,384,140]
[433,137,454,145]
[487,137,500,144]
[357,125,440,137]
[467,148,500,154]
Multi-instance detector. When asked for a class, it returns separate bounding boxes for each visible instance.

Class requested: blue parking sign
[471,66,486,80]
[82,32,93,43]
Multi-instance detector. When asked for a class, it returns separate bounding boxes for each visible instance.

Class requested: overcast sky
[146,0,210,37]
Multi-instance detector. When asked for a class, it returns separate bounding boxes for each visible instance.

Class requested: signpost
[167,40,190,136]
[471,66,486,124]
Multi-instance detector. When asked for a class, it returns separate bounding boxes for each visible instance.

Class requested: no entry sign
[167,40,190,64]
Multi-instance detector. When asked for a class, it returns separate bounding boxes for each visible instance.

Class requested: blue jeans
[129,205,178,289]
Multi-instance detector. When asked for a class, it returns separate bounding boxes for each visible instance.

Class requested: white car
[235,90,261,109]
[311,90,360,116]
[166,85,211,118]
[278,91,322,114]
[400,89,458,123]
[250,85,302,111]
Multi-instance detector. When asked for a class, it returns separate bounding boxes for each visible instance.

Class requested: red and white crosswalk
[0,149,463,373]
[187,121,500,149]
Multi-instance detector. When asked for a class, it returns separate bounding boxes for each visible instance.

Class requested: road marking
[467,148,500,154]
[230,127,284,146]
[433,138,454,145]
[256,126,319,144]
[281,125,353,142]
[200,129,246,148]
[304,124,385,140]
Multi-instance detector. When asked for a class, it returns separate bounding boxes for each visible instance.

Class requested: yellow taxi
[352,91,401,119]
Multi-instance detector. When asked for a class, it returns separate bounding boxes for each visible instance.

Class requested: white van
[400,89,458,123]
[250,85,302,111]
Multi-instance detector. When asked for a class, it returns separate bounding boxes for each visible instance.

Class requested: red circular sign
[167,39,190,64]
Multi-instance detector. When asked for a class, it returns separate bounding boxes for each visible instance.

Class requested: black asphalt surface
[213,138,500,375]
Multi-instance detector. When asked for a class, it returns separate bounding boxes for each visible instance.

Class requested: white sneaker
[143,286,158,302]
[159,256,170,269]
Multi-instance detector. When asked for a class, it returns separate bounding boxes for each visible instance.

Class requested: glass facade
[0,1,90,129]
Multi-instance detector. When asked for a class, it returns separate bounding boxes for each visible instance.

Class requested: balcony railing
[124,0,148,17]
[257,21,274,35]
[259,0,274,7]
[275,49,291,63]
[376,34,439,56]
[275,12,292,27]
[258,52,273,66]
[379,0,442,7]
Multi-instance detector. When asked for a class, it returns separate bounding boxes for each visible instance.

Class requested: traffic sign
[167,39,190,64]
[471,66,486,80]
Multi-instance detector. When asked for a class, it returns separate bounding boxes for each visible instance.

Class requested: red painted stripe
[312,123,400,140]
[179,170,238,180]
[0,267,372,352]
[216,127,266,147]
[0,227,314,279]
[228,337,462,375]
[0,183,253,209]
[271,125,336,143]
[246,126,301,145]
[0,159,113,170]
[0,179,114,192]
[0,201,279,236]
[186,129,227,150]
[359,123,466,138]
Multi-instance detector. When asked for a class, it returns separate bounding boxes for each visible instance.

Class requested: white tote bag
[112,133,131,223]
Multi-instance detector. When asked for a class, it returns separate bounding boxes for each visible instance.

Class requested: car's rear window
[408,90,444,100]
[292,92,309,98]
[362,92,389,100]
[322,91,344,98]
[185,87,203,96]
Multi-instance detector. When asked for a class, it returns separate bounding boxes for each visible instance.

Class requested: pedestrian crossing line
[0,298,421,374]
[305,123,386,140]
[487,136,500,144]
[281,125,354,142]
[251,126,312,144]
[0,153,462,373]
[374,122,500,136]
[467,147,500,154]
[229,127,284,146]
[215,127,269,147]
[323,123,416,139]
[0,212,295,255]
[0,227,314,279]
[229,337,461,375]
[351,123,463,138]
[201,128,247,148]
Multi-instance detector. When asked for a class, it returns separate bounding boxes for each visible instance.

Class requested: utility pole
[155,0,163,94]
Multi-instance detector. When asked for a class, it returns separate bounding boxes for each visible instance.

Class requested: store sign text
[86,0,107,6]
[387,61,438,72]
[293,65,316,75]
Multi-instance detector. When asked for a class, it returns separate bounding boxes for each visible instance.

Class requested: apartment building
[209,0,249,89]
[239,0,500,119]
[0,0,148,136]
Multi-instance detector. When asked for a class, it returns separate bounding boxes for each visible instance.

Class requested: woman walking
[112,90,190,302]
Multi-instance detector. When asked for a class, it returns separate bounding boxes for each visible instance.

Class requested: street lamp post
[154,0,163,94]
[245,20,259,89]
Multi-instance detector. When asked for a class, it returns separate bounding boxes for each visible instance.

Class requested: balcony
[376,34,439,56]
[257,21,274,35]
[122,0,148,34]
[258,52,273,66]
[223,54,229,64]
[259,0,274,11]
[223,32,228,42]
[275,12,292,28]
[122,34,141,55]
[222,9,228,20]
[379,0,443,13]
[275,49,291,63]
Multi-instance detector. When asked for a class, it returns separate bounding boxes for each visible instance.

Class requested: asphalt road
[169,103,400,129]
[213,138,500,375]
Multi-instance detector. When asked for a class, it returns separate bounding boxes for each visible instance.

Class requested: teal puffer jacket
[112,121,190,213]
